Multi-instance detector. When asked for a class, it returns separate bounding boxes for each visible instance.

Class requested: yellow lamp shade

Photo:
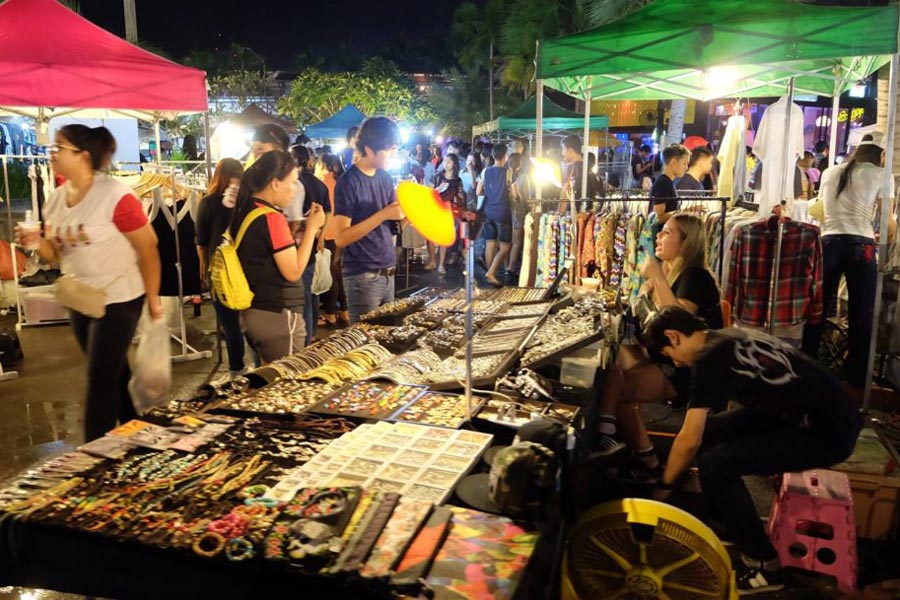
[396,181,457,247]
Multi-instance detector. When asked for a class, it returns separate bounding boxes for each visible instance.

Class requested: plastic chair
[767,470,857,594]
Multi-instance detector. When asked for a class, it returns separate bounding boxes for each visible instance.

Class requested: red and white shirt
[44,173,148,304]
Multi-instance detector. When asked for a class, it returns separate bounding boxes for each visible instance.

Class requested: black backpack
[0,328,23,369]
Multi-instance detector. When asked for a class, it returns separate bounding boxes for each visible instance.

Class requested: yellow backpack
[210,207,275,310]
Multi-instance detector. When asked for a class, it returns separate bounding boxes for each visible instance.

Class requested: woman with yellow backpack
[224,151,324,363]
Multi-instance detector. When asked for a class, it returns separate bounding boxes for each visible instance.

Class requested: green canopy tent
[533,0,900,408]
[535,0,897,102]
[472,94,609,139]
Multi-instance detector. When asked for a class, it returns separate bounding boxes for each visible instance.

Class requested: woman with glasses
[16,125,162,441]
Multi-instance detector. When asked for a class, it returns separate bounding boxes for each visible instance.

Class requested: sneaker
[621,461,664,484]
[589,434,626,459]
[736,563,784,596]
[437,265,446,275]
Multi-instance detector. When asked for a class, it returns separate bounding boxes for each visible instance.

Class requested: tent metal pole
[154,119,162,166]
[864,52,899,411]
[828,84,841,168]
[2,156,12,241]
[536,80,544,201]
[582,89,592,201]
[767,77,794,335]
[203,111,213,180]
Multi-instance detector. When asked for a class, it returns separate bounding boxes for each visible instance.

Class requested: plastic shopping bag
[128,320,171,414]
[311,247,333,295]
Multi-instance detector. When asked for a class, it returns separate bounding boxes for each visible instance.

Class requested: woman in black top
[595,213,723,479]
[433,152,467,274]
[196,158,246,377]
[230,151,325,363]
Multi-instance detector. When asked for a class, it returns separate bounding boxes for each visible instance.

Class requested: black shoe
[735,562,784,596]
[620,461,664,484]
[588,434,626,460]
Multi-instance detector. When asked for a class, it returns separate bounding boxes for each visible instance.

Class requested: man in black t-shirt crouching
[642,307,861,596]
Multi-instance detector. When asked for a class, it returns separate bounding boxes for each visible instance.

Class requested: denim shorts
[483,218,512,243]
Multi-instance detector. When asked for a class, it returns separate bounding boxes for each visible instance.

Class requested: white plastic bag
[129,320,171,415]
[311,247,333,295]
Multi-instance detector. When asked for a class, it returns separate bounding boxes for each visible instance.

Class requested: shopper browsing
[631,144,653,187]
[676,146,714,192]
[808,136,895,390]
[320,155,350,328]
[288,145,332,345]
[196,158,246,379]
[643,307,861,595]
[595,214,723,476]
[433,153,467,275]
[476,143,512,287]
[650,144,690,223]
[560,134,601,199]
[230,151,325,362]
[333,116,405,323]
[16,125,162,441]
[250,123,291,160]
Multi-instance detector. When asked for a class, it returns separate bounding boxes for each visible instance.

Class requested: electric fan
[563,499,737,600]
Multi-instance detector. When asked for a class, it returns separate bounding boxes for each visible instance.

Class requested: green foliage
[429,68,517,140]
[277,59,437,129]
[208,70,273,108]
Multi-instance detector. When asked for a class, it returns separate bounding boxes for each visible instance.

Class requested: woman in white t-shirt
[814,138,888,389]
[16,125,162,441]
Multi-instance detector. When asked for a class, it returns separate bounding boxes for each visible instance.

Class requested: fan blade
[589,535,634,571]
[656,551,701,578]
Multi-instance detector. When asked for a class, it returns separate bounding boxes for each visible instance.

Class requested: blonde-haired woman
[594,213,723,480]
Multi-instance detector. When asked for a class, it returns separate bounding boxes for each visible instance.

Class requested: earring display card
[391,392,486,429]
[310,382,427,420]
[278,422,493,506]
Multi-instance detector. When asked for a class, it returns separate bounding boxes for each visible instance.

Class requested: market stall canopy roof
[536,0,899,101]
[473,94,609,138]
[231,104,298,134]
[305,105,366,140]
[0,0,208,121]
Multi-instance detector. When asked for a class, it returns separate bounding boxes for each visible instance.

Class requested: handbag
[54,274,108,318]
[311,247,333,295]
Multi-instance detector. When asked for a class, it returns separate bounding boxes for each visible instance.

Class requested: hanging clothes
[724,216,823,329]
[717,113,748,204]
[519,211,538,287]
[151,194,202,296]
[753,95,804,216]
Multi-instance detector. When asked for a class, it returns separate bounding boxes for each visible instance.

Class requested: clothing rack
[142,168,211,364]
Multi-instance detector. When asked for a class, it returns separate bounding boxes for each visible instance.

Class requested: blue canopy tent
[305,104,365,140]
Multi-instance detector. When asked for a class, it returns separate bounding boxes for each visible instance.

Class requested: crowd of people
[11,112,888,595]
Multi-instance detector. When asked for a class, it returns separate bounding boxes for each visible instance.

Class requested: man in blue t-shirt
[476,143,511,287]
[333,117,404,323]
[340,126,359,172]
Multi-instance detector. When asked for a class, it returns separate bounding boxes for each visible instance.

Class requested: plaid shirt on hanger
[725,216,824,328]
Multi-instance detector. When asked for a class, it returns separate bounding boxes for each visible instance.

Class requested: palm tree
[452,0,509,120]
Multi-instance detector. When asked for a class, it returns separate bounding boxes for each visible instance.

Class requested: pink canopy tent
[0,0,208,121]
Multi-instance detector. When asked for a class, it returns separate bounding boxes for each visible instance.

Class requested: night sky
[79,0,462,72]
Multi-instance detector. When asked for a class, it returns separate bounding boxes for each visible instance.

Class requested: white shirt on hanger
[753,95,804,216]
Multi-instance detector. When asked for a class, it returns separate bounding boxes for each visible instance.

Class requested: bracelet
[225,536,255,561]
[193,531,226,557]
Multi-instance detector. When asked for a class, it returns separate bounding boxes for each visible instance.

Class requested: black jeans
[322,239,347,316]
[213,299,245,372]
[70,295,144,441]
[804,235,877,387]
[698,408,860,561]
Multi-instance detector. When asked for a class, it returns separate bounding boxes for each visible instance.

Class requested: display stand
[162,170,211,364]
